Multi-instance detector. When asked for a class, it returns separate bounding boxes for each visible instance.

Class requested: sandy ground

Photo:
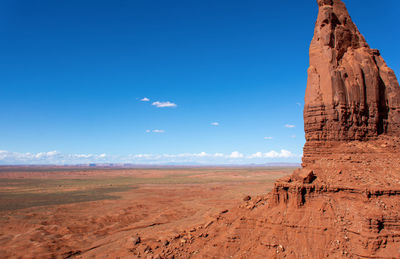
[0,167,293,258]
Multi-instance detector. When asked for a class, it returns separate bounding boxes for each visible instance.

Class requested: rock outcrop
[303,0,400,166]
[305,0,400,142]
[133,0,400,258]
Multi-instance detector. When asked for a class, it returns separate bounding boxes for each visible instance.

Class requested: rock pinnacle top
[304,0,400,146]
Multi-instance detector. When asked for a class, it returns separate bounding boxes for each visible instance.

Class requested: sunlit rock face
[303,0,400,166]
[304,0,400,143]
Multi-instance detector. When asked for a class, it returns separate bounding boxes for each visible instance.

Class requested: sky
[0,0,399,165]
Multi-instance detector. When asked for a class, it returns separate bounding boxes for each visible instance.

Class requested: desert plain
[0,166,294,258]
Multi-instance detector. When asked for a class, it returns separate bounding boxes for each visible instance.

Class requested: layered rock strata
[305,0,400,142]
[304,0,400,165]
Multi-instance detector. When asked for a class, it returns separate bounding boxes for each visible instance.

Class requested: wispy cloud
[140,97,150,102]
[210,122,219,126]
[146,129,165,133]
[285,124,296,128]
[264,137,273,140]
[152,129,165,133]
[290,134,296,139]
[152,101,177,108]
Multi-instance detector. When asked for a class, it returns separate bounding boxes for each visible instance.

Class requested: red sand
[0,167,291,258]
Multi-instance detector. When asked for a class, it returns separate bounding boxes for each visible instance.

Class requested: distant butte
[137,0,400,257]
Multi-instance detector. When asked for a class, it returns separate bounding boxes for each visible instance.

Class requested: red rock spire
[304,0,400,146]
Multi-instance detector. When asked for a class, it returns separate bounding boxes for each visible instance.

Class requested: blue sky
[1,0,399,165]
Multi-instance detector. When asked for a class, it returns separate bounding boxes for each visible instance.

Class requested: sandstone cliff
[303,0,400,166]
[305,0,400,143]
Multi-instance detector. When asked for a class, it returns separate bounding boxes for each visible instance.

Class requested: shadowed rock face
[304,0,400,144]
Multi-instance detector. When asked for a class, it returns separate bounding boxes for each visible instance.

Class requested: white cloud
[210,122,219,126]
[152,101,177,108]
[74,154,93,158]
[197,152,208,157]
[285,124,296,128]
[132,154,152,159]
[290,134,296,139]
[248,152,263,158]
[0,149,299,165]
[264,137,273,140]
[214,153,224,157]
[141,97,150,102]
[0,150,113,165]
[229,151,244,158]
[152,129,165,133]
[263,150,281,158]
[146,129,165,133]
[248,149,296,159]
[35,151,59,159]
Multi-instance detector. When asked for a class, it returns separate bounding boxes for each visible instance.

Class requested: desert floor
[0,166,294,258]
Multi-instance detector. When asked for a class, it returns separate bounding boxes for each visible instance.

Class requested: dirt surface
[0,167,293,258]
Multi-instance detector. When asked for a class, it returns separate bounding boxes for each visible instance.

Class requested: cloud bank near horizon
[0,149,300,165]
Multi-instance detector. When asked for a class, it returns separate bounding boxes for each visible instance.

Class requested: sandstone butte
[133,0,400,258]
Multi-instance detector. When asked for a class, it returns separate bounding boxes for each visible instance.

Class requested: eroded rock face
[304,0,400,144]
